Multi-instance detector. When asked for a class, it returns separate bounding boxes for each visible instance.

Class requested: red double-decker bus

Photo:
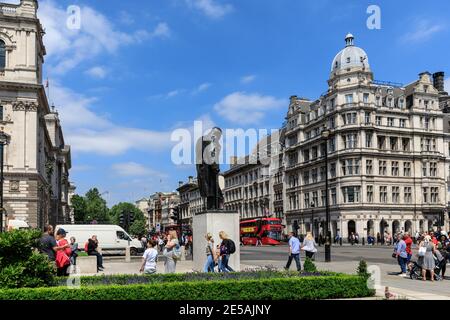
[240,217,283,245]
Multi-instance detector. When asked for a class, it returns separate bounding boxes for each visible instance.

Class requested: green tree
[129,220,147,237]
[110,202,145,234]
[84,188,110,223]
[71,195,87,223]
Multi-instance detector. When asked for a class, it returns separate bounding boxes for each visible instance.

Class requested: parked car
[55,224,143,255]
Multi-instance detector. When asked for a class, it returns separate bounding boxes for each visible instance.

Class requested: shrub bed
[55,270,338,287]
[0,275,374,300]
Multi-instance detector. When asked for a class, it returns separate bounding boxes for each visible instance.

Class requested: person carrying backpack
[218,231,235,272]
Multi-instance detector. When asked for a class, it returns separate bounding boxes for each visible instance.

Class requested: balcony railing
[1,5,17,14]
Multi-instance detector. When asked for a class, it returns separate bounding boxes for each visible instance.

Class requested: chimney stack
[178,181,183,187]
[433,72,447,94]
[188,176,193,183]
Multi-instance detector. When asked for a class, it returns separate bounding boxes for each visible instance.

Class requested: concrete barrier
[180,246,186,261]
[74,256,97,274]
[125,247,131,262]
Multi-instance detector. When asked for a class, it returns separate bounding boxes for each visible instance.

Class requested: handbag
[418,246,427,257]
[391,252,397,259]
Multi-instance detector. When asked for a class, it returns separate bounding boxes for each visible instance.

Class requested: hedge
[55,270,339,287]
[0,275,374,300]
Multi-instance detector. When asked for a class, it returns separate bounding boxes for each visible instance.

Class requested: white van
[55,224,143,255]
[7,219,30,230]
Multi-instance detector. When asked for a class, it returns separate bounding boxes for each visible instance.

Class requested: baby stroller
[409,251,446,280]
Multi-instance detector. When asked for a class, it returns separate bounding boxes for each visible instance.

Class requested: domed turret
[331,34,370,72]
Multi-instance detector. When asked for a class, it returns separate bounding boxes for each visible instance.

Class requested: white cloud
[167,89,183,98]
[192,82,212,94]
[214,92,285,125]
[401,19,445,43]
[445,77,450,93]
[241,75,256,84]
[185,0,233,19]
[85,66,107,79]
[112,162,166,177]
[38,0,170,74]
[51,82,173,155]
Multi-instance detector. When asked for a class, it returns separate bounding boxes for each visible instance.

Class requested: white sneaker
[398,273,407,277]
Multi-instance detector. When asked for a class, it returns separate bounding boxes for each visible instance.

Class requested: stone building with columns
[284,34,449,241]
[223,131,285,226]
[0,0,72,229]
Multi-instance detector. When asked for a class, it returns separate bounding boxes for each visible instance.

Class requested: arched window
[0,40,5,69]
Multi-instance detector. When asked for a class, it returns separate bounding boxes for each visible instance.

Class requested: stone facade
[147,192,179,229]
[283,34,449,240]
[222,34,450,240]
[223,131,285,227]
[0,0,72,229]
[176,176,205,226]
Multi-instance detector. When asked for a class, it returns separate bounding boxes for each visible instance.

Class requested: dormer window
[347,57,351,63]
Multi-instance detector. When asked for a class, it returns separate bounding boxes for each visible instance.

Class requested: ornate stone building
[0,0,72,229]
[176,176,203,226]
[284,34,448,240]
[223,132,285,225]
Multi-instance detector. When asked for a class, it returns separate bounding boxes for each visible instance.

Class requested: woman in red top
[55,228,72,276]
[403,233,413,263]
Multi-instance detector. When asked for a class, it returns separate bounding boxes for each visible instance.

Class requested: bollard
[362,237,365,246]
[340,237,342,246]
[180,245,186,261]
[125,246,131,262]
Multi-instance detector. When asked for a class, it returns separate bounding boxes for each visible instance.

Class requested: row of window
[288,160,439,187]
[288,185,441,210]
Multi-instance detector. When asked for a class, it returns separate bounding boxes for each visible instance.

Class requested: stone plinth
[193,210,240,272]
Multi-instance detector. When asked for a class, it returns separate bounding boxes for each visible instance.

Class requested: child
[140,240,158,274]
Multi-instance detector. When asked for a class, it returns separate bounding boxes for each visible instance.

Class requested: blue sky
[6,0,450,205]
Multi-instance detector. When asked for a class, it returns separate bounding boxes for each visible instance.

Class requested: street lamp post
[321,129,331,262]
[310,202,315,239]
[0,131,11,233]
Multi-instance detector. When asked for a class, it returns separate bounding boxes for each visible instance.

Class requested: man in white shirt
[140,240,158,274]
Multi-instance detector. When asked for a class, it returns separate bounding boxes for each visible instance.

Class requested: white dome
[331,34,370,72]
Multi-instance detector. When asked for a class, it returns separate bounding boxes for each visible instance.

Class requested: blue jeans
[219,254,234,272]
[398,256,407,273]
[286,253,301,271]
[203,255,215,272]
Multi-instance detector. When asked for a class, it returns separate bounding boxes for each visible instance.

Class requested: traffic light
[119,212,125,227]
[129,213,135,226]
[171,207,180,224]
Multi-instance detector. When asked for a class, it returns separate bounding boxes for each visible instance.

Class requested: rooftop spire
[345,33,354,47]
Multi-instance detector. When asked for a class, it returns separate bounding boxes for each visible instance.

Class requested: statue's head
[209,127,222,142]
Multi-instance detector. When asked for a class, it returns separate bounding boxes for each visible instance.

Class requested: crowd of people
[393,230,450,281]
[38,225,105,276]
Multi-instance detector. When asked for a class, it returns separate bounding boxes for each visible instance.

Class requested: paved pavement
[95,245,450,300]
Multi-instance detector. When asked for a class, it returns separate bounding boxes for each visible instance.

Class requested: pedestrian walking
[204,233,216,272]
[55,228,72,277]
[301,232,317,260]
[140,240,158,274]
[394,233,408,277]
[158,235,165,253]
[284,232,301,271]
[163,230,180,273]
[218,231,236,272]
[69,237,79,266]
[255,235,262,246]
